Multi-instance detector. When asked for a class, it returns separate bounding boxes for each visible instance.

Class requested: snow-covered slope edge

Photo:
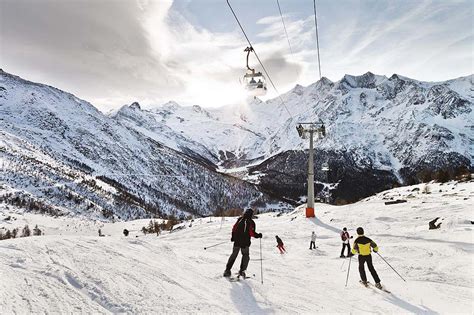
[0,180,472,313]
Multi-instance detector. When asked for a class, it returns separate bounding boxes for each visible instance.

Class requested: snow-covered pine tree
[22,225,31,237]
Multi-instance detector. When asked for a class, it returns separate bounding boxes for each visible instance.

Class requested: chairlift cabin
[242,47,267,96]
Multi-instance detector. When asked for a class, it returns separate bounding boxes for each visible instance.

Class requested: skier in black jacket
[223,208,262,277]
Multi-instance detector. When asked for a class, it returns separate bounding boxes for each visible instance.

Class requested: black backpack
[232,217,253,246]
[233,217,248,236]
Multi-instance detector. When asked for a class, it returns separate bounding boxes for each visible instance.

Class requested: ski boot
[340,255,346,258]
[360,280,368,287]
[238,270,246,278]
[223,269,231,277]
[375,282,382,289]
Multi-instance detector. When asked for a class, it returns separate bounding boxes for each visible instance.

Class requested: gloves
[255,233,263,239]
[373,249,378,253]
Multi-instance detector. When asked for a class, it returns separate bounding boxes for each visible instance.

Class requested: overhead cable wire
[276,0,294,57]
[313,0,322,80]
[276,0,299,78]
[226,0,293,119]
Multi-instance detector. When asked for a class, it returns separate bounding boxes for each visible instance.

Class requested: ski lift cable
[276,0,295,58]
[276,0,299,78]
[295,0,323,124]
[226,0,293,119]
[276,0,321,122]
[313,0,322,80]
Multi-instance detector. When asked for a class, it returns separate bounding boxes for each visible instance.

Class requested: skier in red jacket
[223,209,262,278]
[275,235,286,254]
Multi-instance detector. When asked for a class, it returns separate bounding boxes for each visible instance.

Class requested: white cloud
[0,0,472,111]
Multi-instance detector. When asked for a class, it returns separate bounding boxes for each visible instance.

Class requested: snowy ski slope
[0,180,473,314]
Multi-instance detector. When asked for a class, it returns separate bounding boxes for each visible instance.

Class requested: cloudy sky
[1,0,472,111]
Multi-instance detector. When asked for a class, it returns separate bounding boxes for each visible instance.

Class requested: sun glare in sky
[0,0,472,111]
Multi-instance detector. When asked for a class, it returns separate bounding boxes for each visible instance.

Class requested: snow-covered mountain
[0,70,286,220]
[113,72,473,202]
[1,68,472,216]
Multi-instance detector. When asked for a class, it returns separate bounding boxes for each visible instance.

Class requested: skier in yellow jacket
[352,227,382,289]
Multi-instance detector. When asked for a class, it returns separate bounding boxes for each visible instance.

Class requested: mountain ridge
[0,70,286,220]
[111,71,472,202]
[113,71,472,166]
[1,69,472,214]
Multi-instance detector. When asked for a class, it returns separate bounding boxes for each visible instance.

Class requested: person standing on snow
[351,227,382,289]
[309,231,317,250]
[275,235,286,254]
[340,227,353,258]
[224,209,262,278]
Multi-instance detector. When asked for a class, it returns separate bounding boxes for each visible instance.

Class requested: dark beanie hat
[244,208,254,217]
[357,227,364,235]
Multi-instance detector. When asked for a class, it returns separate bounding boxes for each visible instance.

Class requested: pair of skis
[226,273,254,282]
[360,280,391,293]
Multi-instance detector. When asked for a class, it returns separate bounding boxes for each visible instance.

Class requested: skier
[223,209,262,278]
[275,235,286,254]
[351,227,382,289]
[340,227,353,258]
[309,231,316,250]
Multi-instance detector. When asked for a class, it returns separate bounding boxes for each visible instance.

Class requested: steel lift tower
[296,121,326,218]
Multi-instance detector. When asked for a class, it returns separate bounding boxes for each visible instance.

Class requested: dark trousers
[341,243,351,256]
[310,241,316,249]
[277,244,286,254]
[358,254,381,283]
[225,245,249,272]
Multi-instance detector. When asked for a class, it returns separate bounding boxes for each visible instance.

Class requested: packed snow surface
[0,181,473,314]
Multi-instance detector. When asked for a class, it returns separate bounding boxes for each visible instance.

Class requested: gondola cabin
[241,46,267,97]
[243,69,267,96]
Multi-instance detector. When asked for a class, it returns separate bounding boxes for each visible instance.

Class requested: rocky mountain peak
[340,71,386,89]
[130,102,141,110]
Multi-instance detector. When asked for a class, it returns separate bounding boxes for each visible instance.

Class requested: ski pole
[203,241,227,250]
[345,255,352,287]
[260,238,263,284]
[376,252,406,282]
